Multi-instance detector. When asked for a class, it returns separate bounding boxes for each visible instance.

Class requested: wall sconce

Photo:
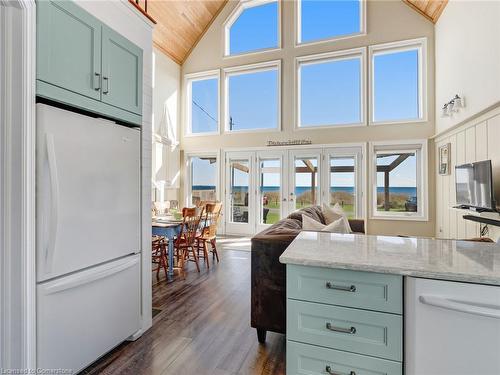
[441,94,465,117]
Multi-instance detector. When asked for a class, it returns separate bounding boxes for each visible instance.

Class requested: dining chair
[175,207,201,272]
[196,202,223,268]
[152,235,168,278]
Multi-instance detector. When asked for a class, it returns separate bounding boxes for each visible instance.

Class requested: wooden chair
[196,202,222,268]
[152,235,168,278]
[175,207,201,272]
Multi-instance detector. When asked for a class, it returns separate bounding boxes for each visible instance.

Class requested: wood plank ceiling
[147,0,228,64]
[145,0,447,65]
[403,0,448,23]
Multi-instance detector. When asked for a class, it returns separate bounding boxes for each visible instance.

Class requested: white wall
[181,0,436,237]
[435,105,500,241]
[435,0,500,135]
[152,48,181,201]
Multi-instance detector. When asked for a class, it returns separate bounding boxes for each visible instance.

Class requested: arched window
[224,0,280,56]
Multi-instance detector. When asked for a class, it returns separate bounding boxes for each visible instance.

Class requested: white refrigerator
[36,104,141,373]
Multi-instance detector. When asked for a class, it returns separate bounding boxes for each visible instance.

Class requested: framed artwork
[439,143,451,175]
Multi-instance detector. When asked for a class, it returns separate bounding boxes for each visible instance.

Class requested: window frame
[223,0,281,58]
[369,38,427,126]
[223,60,282,134]
[295,47,367,130]
[184,70,221,137]
[184,151,221,208]
[295,0,366,47]
[369,139,428,221]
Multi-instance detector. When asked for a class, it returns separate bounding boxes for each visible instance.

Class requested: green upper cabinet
[37,0,102,101]
[36,0,143,125]
[101,26,143,115]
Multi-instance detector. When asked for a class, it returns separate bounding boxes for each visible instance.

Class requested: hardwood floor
[82,248,285,375]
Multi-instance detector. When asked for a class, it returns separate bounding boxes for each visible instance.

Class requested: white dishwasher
[406,277,500,375]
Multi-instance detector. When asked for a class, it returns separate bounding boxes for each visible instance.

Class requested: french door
[224,145,364,235]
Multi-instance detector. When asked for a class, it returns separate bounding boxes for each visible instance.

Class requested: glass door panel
[257,151,285,231]
[225,152,255,235]
[329,156,356,218]
[289,150,322,211]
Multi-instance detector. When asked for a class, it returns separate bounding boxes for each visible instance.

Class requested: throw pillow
[322,203,353,233]
[302,214,349,234]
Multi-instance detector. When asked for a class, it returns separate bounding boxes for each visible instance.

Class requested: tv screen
[455,160,495,210]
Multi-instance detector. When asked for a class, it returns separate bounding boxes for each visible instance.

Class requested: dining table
[152,217,183,277]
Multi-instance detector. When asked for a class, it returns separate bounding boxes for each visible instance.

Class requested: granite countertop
[279,231,500,285]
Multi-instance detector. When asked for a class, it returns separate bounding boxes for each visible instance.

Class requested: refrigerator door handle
[41,256,139,295]
[45,133,59,273]
[419,295,500,319]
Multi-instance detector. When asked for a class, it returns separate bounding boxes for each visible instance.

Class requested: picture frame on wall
[439,143,451,175]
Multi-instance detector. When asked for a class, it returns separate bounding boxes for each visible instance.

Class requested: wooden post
[311,171,316,205]
[384,171,390,211]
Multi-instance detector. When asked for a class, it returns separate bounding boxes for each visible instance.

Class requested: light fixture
[442,94,465,117]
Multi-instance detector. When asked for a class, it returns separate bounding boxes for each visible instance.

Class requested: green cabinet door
[37,0,102,101]
[101,26,143,115]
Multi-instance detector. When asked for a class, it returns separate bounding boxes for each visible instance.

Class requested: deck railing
[128,0,157,24]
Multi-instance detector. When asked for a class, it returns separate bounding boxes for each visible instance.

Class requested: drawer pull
[325,322,356,334]
[325,365,356,375]
[326,282,356,292]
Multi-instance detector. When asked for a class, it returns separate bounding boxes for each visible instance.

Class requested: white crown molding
[0,0,36,370]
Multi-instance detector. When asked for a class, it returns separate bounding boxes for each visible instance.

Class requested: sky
[190,0,418,188]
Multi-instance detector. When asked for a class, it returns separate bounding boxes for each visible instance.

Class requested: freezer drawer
[37,254,141,373]
[36,104,140,281]
[406,277,500,375]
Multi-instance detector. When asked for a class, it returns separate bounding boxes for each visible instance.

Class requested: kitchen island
[280,231,500,375]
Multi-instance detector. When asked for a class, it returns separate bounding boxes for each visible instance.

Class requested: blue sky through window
[300,0,361,43]
[228,69,278,131]
[229,1,278,55]
[192,157,217,186]
[373,49,419,122]
[300,57,361,126]
[377,153,417,188]
[191,78,218,133]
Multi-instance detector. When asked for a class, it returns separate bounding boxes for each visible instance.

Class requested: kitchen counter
[279,231,500,285]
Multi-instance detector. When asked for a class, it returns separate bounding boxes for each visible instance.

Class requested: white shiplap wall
[435,105,500,241]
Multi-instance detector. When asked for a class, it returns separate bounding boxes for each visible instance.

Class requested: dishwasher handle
[419,295,500,319]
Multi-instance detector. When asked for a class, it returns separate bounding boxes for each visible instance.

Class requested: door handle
[45,133,60,274]
[326,282,356,292]
[103,76,109,94]
[419,295,500,319]
[325,366,356,375]
[326,323,356,334]
[93,72,101,91]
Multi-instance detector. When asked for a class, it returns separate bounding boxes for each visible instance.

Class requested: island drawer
[287,265,403,314]
[287,299,402,361]
[287,340,402,375]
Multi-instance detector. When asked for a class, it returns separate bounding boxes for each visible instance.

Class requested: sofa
[250,205,365,342]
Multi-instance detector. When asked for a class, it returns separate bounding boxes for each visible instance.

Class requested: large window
[225,61,280,132]
[224,0,279,56]
[298,0,364,45]
[370,39,426,124]
[370,140,428,220]
[297,49,365,128]
[188,155,218,205]
[185,71,219,135]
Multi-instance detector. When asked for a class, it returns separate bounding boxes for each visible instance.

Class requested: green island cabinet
[36,0,143,126]
[286,265,403,375]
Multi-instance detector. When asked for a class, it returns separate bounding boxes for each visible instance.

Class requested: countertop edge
[279,256,500,286]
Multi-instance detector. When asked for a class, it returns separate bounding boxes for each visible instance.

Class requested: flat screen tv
[455,160,496,211]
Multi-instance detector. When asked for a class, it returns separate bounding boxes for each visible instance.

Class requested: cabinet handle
[325,366,356,375]
[325,322,356,334]
[326,282,356,292]
[93,72,101,91]
[103,76,109,94]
